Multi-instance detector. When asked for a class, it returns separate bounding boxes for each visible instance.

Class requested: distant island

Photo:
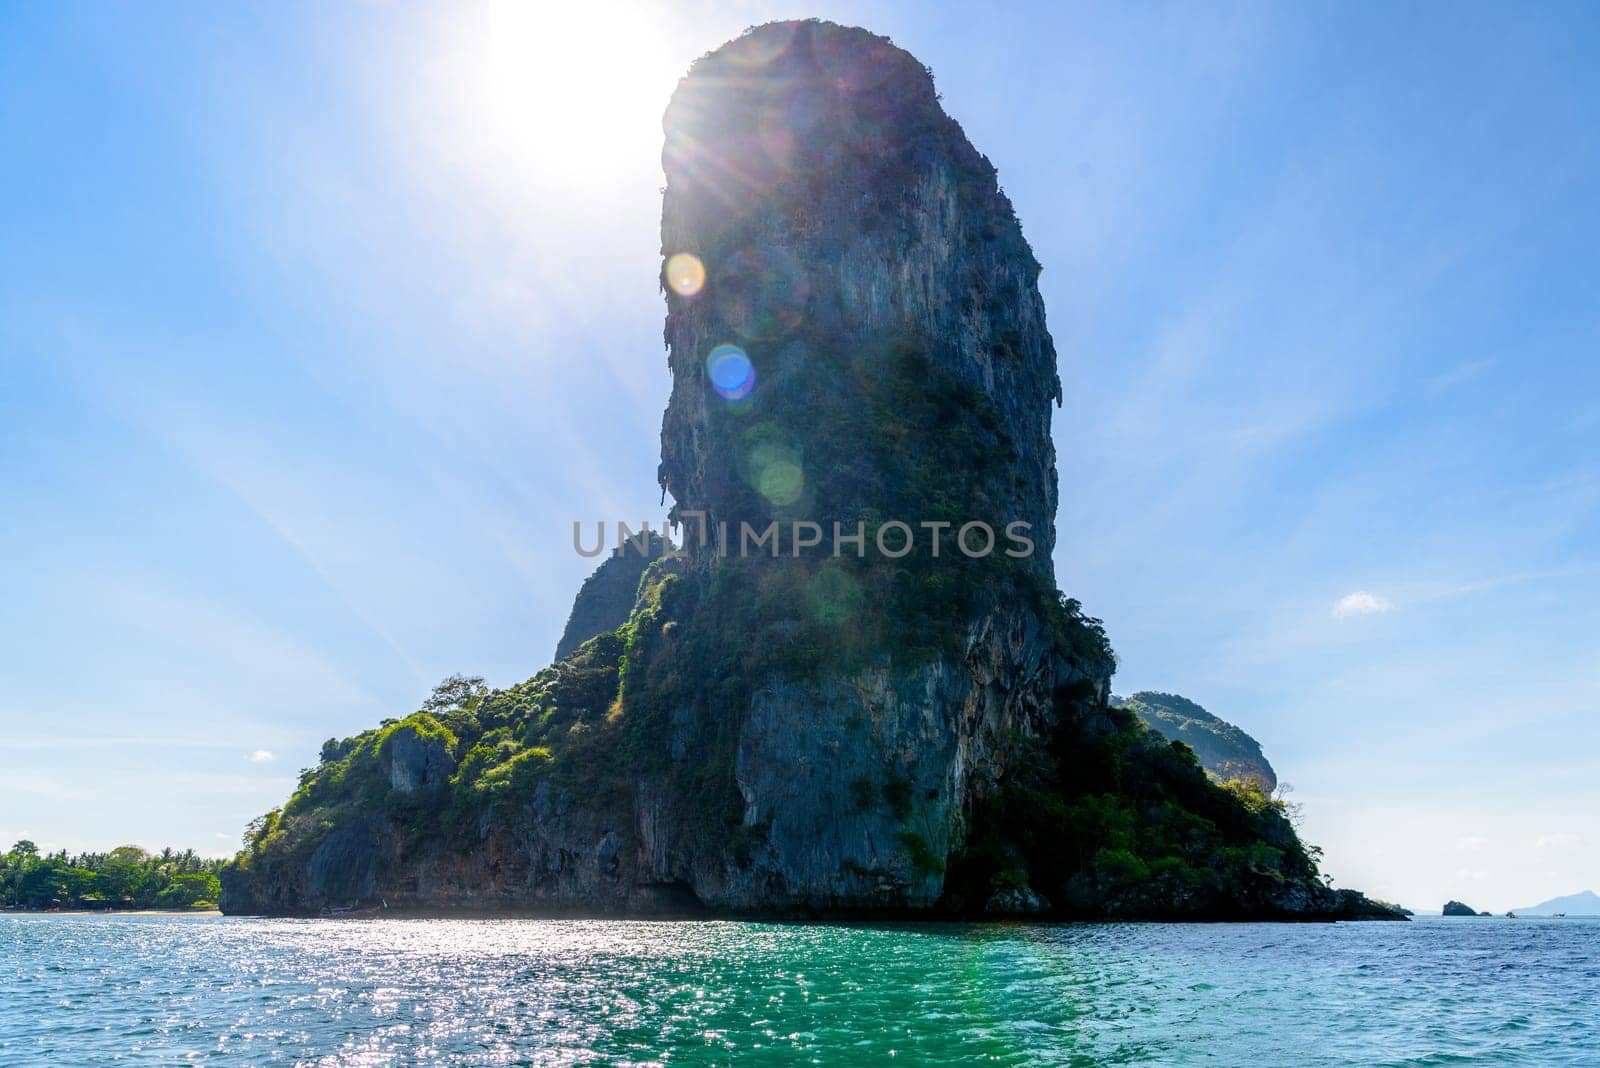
[1442,900,1488,917]
[1514,890,1600,916]
[1,840,222,911]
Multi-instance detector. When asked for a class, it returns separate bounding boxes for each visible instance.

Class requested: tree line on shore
[1,840,223,910]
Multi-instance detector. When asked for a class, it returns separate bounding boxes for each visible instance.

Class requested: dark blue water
[2,914,1595,1064]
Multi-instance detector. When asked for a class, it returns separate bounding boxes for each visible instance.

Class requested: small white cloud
[214,832,231,839]
[1456,836,1489,853]
[1454,867,1488,882]
[247,749,275,764]
[1532,832,1583,850]
[1333,591,1393,618]
[1427,357,1496,395]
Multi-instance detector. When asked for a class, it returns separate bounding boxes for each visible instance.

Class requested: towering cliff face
[220,20,1401,923]
[657,20,1061,567]
[615,20,1103,911]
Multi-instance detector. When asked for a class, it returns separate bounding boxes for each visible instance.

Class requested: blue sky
[2,1,1596,911]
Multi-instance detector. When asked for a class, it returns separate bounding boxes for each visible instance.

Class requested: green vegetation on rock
[228,641,642,912]
[938,625,1368,918]
[554,533,668,661]
[1118,691,1278,791]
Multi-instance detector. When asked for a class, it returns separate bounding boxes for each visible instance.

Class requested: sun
[448,0,683,194]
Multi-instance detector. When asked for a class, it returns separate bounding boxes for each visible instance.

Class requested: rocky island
[1118,692,1278,791]
[221,20,1401,922]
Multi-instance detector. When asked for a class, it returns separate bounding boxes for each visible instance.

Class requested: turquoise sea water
[2,914,1596,1065]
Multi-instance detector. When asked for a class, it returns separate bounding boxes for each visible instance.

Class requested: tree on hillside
[423,674,488,714]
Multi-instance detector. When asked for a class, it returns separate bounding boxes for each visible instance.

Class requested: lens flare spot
[706,343,755,400]
[757,460,804,506]
[739,430,804,505]
[665,252,706,297]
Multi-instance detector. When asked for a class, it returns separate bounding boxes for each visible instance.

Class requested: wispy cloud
[247,750,275,764]
[0,770,101,803]
[167,772,297,797]
[1333,591,1394,618]
[1457,835,1489,852]
[0,736,240,750]
[1426,357,1496,395]
[1532,832,1584,850]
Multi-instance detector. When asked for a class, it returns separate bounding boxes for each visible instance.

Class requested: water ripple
[0,915,1596,1064]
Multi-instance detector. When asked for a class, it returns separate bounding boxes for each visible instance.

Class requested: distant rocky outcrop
[1117,692,1277,791]
[220,20,1402,924]
[1515,889,1600,916]
[554,533,668,661]
[1442,900,1483,917]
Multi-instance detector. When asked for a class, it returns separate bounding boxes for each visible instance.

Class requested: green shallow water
[2,914,1596,1064]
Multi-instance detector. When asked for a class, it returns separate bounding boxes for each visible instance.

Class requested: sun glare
[665,252,705,296]
[461,1,681,192]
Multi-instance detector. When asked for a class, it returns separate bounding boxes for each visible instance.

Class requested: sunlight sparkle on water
[5,916,1596,1065]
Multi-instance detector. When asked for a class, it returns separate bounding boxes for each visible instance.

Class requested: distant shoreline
[2,907,221,916]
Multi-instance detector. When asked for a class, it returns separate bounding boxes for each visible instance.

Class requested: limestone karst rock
[221,20,1402,923]
[553,19,1109,911]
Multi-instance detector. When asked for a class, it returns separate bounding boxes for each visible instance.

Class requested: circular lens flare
[706,343,755,400]
[743,433,804,507]
[757,459,804,505]
[665,252,706,297]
